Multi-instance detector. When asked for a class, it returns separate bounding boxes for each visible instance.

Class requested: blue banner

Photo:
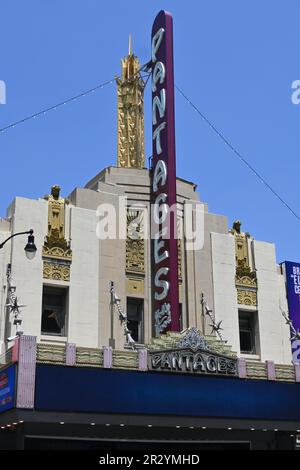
[35,365,300,421]
[0,365,15,413]
[285,261,300,363]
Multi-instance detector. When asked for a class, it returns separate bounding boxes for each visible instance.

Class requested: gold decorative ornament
[116,35,145,169]
[44,185,69,240]
[236,275,257,288]
[237,289,257,307]
[43,262,70,282]
[126,210,145,275]
[43,185,72,280]
[230,220,251,273]
[230,220,257,306]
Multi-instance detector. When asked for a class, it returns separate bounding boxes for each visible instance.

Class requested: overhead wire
[0,62,151,135]
[175,84,300,223]
[0,64,298,224]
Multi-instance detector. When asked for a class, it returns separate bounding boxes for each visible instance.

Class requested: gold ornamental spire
[128,33,132,56]
[116,35,145,168]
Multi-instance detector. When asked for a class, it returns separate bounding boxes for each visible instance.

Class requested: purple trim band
[238,358,247,378]
[103,346,113,368]
[266,360,276,381]
[12,336,19,363]
[295,364,300,382]
[66,343,76,366]
[16,335,37,409]
[138,349,148,371]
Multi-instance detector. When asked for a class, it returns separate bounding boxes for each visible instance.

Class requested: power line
[175,85,300,224]
[0,63,151,135]
[2,67,294,224]
[0,78,115,135]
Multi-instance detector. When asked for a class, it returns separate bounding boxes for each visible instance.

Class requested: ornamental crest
[176,327,210,352]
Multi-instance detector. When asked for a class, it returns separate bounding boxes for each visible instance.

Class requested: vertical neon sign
[151,10,179,335]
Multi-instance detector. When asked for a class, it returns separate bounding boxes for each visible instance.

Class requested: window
[41,286,68,336]
[126,298,144,344]
[238,310,258,354]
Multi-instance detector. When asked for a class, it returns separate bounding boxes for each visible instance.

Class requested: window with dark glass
[126,298,144,344]
[239,310,258,354]
[41,286,68,336]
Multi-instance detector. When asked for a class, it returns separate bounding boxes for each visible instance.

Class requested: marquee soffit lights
[0,422,298,433]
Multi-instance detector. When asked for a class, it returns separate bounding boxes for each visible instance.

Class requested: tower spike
[116,36,145,169]
[129,33,132,56]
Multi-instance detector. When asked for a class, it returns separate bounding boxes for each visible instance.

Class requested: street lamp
[0,229,37,260]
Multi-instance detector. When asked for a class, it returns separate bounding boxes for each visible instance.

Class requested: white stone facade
[0,166,293,364]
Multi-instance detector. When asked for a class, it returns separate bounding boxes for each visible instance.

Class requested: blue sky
[0,1,299,262]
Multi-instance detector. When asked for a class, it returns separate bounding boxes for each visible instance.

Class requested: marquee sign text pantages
[150,348,237,376]
[151,10,179,335]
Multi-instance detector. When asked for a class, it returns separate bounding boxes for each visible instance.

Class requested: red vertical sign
[151,10,179,335]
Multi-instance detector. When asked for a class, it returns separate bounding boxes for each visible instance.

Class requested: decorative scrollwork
[176,327,210,351]
[43,262,70,282]
[154,303,171,336]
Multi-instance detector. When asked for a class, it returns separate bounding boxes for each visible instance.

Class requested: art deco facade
[0,41,298,450]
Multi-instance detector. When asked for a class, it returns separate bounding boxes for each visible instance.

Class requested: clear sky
[0,1,299,263]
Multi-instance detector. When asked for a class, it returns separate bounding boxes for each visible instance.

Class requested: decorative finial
[129,33,132,56]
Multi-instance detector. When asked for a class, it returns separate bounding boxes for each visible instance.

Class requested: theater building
[0,11,299,451]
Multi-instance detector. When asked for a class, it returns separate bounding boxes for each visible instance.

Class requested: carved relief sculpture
[126,210,145,275]
[43,185,72,281]
[230,220,257,307]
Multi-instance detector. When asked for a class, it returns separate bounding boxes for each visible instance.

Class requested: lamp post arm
[0,229,33,250]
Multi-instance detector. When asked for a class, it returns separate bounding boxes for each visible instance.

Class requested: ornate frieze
[43,261,70,282]
[43,241,72,262]
[237,289,257,307]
